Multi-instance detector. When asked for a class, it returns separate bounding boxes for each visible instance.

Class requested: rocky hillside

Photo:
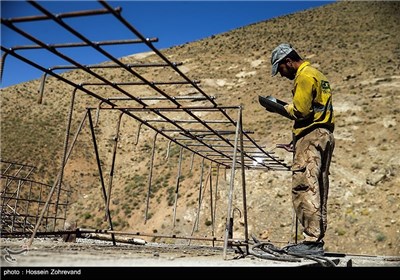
[1,1,399,257]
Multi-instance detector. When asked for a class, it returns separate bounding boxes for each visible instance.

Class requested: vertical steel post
[38,72,48,104]
[27,89,78,247]
[144,131,158,224]
[87,109,116,245]
[189,160,211,245]
[58,110,88,231]
[173,146,183,227]
[239,108,249,255]
[105,112,124,224]
[208,163,215,244]
[212,164,220,232]
[189,152,195,173]
[195,157,205,232]
[223,108,241,260]
[54,88,76,230]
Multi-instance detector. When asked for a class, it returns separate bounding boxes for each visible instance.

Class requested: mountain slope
[1,1,399,256]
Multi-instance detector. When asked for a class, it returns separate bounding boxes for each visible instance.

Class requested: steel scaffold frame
[1,0,291,257]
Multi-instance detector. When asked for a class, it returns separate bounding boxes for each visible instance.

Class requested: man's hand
[276,143,294,152]
[258,95,292,119]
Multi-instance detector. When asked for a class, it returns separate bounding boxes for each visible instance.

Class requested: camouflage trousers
[292,127,335,241]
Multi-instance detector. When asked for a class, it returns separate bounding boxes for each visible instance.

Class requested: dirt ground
[1,237,399,269]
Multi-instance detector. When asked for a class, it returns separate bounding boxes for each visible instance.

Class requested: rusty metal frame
[0,160,72,234]
[1,0,291,256]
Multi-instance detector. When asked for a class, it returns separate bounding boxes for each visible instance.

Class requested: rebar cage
[1,1,291,256]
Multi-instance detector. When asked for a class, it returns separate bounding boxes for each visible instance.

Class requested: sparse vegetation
[1,1,399,257]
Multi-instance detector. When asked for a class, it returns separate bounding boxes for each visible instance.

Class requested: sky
[1,0,335,87]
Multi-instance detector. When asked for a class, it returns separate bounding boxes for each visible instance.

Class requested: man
[268,43,335,255]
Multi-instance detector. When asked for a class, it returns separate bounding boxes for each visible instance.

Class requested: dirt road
[1,237,399,269]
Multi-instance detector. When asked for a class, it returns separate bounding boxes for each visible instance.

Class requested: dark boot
[283,241,325,256]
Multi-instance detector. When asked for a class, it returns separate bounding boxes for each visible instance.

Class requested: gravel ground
[1,237,399,268]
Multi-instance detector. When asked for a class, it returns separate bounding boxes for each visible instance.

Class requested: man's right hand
[276,143,294,152]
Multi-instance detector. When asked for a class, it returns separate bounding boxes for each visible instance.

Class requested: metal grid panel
[0,160,71,234]
[1,0,290,172]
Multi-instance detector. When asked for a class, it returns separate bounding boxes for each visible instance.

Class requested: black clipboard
[258,95,292,120]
